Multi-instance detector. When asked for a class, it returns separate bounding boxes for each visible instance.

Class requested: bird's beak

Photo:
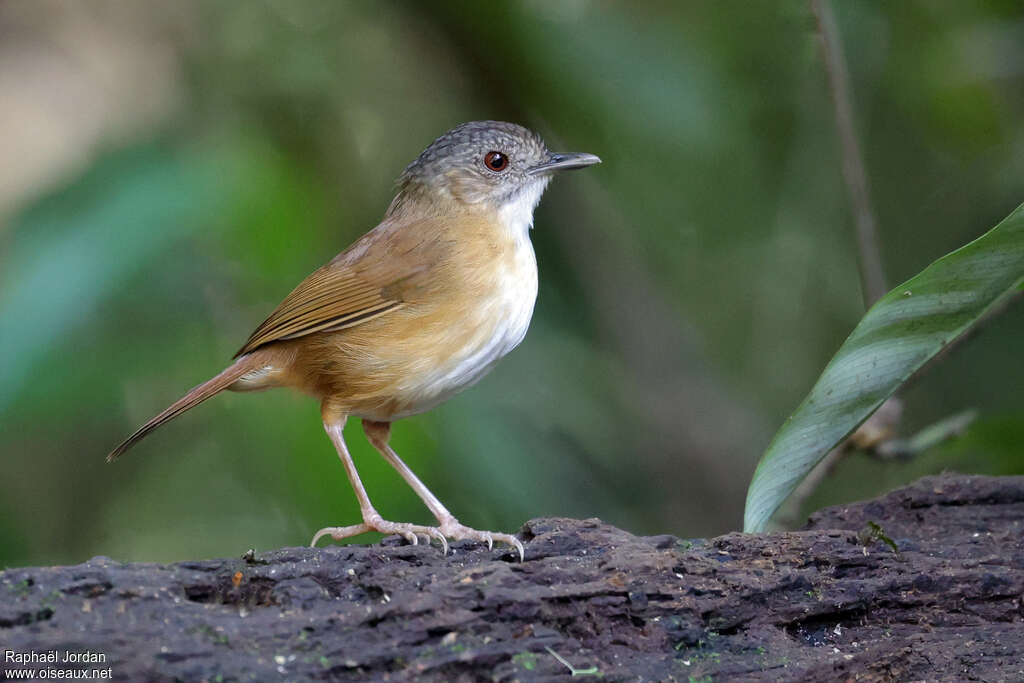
[528,152,602,175]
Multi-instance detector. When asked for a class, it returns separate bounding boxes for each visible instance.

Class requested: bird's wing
[234,219,445,357]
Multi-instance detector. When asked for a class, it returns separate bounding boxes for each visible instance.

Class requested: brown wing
[234,218,446,358]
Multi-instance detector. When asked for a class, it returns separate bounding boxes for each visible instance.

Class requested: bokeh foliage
[1,1,1022,566]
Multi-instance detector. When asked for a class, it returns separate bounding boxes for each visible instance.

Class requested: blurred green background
[2,1,1022,567]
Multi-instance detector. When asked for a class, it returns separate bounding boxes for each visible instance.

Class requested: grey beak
[528,152,602,175]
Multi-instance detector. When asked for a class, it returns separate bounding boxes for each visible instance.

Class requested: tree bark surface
[2,473,1022,681]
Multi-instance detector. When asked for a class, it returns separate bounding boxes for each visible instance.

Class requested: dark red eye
[484,151,509,172]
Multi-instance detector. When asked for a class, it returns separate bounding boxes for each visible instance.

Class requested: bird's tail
[107,353,266,462]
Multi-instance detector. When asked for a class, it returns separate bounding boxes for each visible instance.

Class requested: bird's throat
[497,176,552,238]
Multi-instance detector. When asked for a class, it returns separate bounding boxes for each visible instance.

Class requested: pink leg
[362,419,524,560]
[310,411,447,550]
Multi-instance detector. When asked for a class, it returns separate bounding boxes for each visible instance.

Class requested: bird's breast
[384,228,538,418]
[285,212,542,421]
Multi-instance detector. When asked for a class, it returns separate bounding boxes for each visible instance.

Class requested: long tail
[107,354,265,462]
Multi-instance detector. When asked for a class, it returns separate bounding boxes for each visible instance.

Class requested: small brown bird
[109,121,600,559]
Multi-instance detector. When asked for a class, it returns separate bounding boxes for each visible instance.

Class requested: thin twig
[811,0,888,306]
[778,1,896,527]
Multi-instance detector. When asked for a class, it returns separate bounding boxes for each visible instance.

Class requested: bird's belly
[393,299,534,418]
[355,241,538,421]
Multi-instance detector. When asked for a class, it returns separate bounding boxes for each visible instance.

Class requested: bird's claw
[310,518,449,551]
[438,520,524,561]
[311,518,522,560]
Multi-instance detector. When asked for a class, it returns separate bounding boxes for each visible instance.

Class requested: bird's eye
[484,151,509,172]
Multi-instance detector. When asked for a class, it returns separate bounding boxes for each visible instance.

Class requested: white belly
[383,233,538,420]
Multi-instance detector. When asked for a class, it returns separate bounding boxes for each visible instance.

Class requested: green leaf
[744,203,1024,532]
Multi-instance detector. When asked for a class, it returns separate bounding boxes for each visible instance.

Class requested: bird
[108,120,600,560]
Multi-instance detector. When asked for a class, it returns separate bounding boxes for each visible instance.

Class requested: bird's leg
[310,410,446,549]
[362,419,524,560]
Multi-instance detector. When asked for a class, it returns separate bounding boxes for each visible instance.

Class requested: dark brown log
[2,474,1022,681]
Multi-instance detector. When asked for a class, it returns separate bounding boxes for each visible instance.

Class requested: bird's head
[389,121,600,229]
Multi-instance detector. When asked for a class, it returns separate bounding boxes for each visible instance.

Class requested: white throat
[497,177,551,238]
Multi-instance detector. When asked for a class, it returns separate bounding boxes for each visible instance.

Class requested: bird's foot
[438,518,525,562]
[310,515,524,561]
[310,516,450,554]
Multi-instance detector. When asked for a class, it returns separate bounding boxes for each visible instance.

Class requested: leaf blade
[744,203,1024,532]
